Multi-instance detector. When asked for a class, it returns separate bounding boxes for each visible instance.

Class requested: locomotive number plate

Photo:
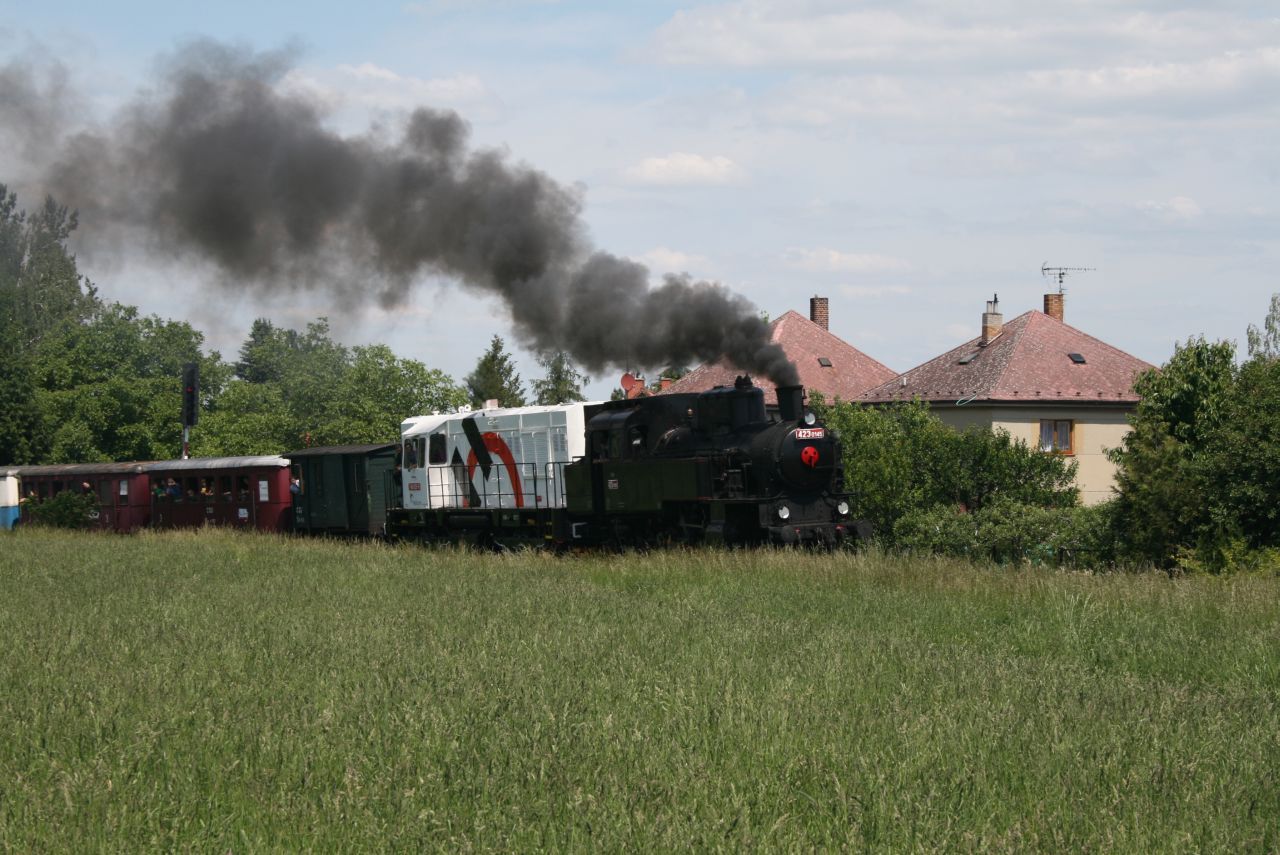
[408,482,422,491]
[795,428,825,439]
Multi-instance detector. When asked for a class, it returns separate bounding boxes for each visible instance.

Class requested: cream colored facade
[932,405,1133,505]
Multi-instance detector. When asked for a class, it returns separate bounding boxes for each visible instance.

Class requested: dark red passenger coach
[10,456,292,533]
[147,457,293,531]
[8,462,152,532]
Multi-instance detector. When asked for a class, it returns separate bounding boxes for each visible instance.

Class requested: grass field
[1,529,1277,851]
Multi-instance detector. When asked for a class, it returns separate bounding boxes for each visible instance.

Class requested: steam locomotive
[375,378,859,548]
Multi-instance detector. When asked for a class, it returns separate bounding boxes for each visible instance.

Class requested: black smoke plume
[1,40,798,386]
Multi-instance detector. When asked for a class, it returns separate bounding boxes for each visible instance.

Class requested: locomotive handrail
[419,460,569,509]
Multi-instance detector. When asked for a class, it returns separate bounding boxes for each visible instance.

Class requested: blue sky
[3,1,1278,399]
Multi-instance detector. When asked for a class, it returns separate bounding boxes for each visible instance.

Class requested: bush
[1174,538,1280,577]
[812,397,1079,545]
[893,499,1118,568]
[24,491,99,529]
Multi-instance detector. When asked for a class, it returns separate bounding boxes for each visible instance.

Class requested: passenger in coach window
[290,477,302,496]
[166,478,182,500]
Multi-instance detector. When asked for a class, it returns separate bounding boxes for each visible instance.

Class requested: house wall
[932,405,1133,505]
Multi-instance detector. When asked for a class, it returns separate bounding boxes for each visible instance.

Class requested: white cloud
[784,248,910,274]
[1024,47,1280,112]
[338,62,402,82]
[623,152,743,186]
[281,63,493,116]
[1138,195,1204,221]
[840,284,912,298]
[650,3,1280,138]
[652,3,1280,71]
[652,4,1025,67]
[636,246,708,273]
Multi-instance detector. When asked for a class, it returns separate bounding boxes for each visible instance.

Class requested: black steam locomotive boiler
[562,377,857,547]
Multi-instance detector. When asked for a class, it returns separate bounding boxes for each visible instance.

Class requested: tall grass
[1,529,1277,851]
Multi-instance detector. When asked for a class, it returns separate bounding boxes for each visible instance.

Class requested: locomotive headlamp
[802,410,817,426]
[776,504,791,521]
[836,500,850,517]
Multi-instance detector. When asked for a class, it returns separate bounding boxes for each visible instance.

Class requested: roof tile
[860,310,1153,404]
[664,310,896,400]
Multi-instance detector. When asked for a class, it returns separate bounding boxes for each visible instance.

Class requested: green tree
[224,317,349,448]
[1109,337,1237,566]
[235,318,289,384]
[0,187,99,348]
[1247,293,1280,359]
[1204,354,1280,550]
[317,345,467,444]
[465,335,526,408]
[532,350,588,405]
[203,321,469,453]
[0,350,46,464]
[0,187,101,463]
[30,303,224,462]
[190,382,294,457]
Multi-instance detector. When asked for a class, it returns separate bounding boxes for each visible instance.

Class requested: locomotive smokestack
[2,40,799,388]
[777,385,804,422]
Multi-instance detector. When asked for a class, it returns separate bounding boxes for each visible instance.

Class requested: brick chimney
[980,294,1002,346]
[1043,291,1064,322]
[809,296,829,330]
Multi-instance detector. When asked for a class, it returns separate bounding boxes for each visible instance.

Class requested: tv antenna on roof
[1041,263,1094,294]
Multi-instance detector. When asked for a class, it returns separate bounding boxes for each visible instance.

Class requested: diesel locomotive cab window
[429,433,447,465]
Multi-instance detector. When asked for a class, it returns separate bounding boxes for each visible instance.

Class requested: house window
[1039,419,1074,454]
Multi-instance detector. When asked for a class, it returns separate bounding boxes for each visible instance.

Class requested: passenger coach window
[429,433,447,465]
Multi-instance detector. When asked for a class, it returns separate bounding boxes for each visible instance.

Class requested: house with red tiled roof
[661,297,896,402]
[860,293,1153,504]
